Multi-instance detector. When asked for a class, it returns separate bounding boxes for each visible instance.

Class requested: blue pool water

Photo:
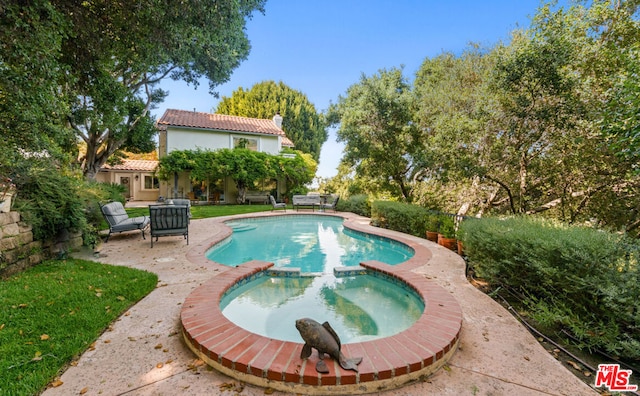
[209,215,421,343]
[206,216,414,271]
[220,272,425,343]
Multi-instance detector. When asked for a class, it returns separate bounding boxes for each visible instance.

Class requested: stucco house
[96,159,160,202]
[97,109,294,203]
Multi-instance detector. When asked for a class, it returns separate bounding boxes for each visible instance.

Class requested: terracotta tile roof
[101,160,158,172]
[281,136,294,147]
[157,109,287,136]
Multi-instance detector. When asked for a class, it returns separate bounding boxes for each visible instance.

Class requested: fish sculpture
[295,317,363,373]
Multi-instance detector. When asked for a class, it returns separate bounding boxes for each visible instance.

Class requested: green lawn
[125,203,276,219]
[1,204,280,395]
[0,260,158,395]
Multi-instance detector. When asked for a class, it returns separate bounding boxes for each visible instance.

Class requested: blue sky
[153,0,564,179]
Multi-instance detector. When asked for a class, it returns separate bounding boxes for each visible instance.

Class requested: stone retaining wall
[0,210,83,278]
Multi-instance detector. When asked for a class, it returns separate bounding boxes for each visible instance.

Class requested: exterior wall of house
[165,127,281,155]
[157,125,286,203]
[96,171,160,201]
[260,136,280,154]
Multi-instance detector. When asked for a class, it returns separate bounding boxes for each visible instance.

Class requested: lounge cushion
[100,201,150,241]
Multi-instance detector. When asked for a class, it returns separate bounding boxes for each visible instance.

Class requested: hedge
[459,216,640,360]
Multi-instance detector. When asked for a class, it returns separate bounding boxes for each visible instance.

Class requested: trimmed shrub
[370,201,432,238]
[460,216,640,359]
[336,194,371,217]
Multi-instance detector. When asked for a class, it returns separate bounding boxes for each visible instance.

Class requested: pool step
[226,222,258,232]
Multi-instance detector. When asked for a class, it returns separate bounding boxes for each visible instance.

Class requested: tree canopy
[0,0,266,180]
[327,68,420,201]
[216,81,328,161]
[0,1,77,177]
[328,0,640,234]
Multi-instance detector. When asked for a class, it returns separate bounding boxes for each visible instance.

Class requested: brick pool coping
[181,212,463,394]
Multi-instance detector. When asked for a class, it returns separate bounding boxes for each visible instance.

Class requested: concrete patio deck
[41,210,598,396]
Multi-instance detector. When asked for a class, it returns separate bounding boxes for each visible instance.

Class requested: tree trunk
[518,152,528,213]
[236,183,247,204]
[173,172,179,198]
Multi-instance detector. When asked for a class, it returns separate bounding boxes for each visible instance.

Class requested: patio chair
[100,201,150,242]
[149,205,189,248]
[269,195,287,212]
[320,196,340,212]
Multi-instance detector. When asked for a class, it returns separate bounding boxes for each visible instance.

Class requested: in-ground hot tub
[181,213,462,394]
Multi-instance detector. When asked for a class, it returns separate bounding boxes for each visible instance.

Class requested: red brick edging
[181,213,462,394]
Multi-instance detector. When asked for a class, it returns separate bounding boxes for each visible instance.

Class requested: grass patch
[125,204,275,220]
[0,259,157,395]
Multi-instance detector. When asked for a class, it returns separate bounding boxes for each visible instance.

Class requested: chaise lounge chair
[100,201,150,242]
[269,195,287,212]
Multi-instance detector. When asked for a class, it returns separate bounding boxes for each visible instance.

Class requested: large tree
[0,1,77,178]
[57,0,266,179]
[411,1,640,232]
[328,68,420,202]
[216,80,328,161]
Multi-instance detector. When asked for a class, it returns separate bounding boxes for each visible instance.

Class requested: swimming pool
[206,215,414,271]
[181,212,463,394]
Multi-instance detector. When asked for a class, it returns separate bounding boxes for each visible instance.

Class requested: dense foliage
[328,1,640,236]
[327,68,420,201]
[216,81,329,161]
[335,194,372,218]
[1,0,266,180]
[370,201,434,238]
[10,158,121,248]
[459,216,640,359]
[157,148,316,203]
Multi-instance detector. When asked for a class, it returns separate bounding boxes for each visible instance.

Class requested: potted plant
[437,215,457,251]
[425,213,440,242]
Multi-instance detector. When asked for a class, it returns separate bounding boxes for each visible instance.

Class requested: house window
[144,175,159,190]
[233,136,258,151]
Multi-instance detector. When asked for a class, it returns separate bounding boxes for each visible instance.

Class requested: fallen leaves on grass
[40,334,50,341]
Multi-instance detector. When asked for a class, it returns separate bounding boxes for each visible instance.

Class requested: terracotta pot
[457,240,464,256]
[437,234,457,251]
[426,231,439,242]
